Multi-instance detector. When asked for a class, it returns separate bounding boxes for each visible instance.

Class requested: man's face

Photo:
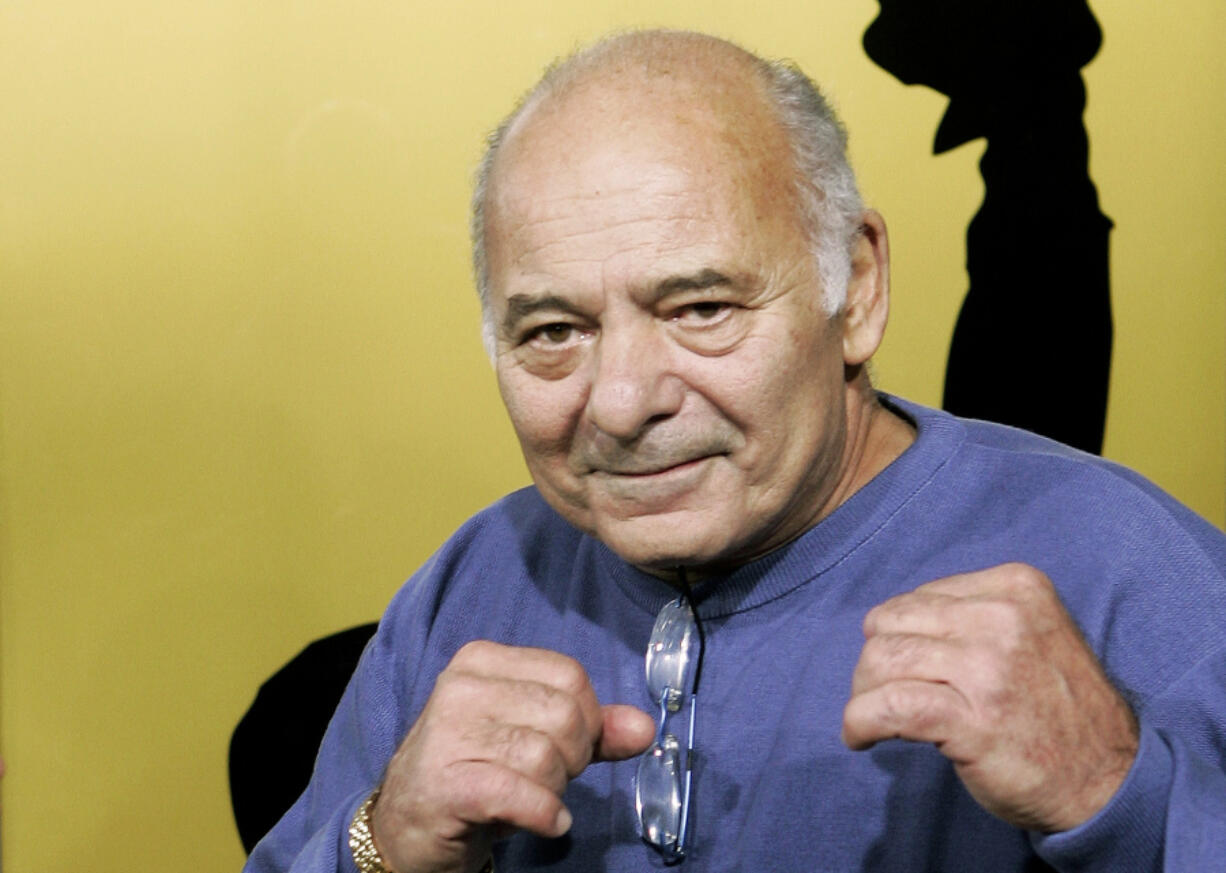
[482,79,858,571]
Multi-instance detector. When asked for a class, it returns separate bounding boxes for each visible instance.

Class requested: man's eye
[527,323,576,345]
[675,301,730,322]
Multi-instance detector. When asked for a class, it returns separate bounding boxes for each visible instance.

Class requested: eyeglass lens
[645,599,696,712]
[636,733,683,849]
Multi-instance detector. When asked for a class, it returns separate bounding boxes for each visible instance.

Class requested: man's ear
[841,210,890,366]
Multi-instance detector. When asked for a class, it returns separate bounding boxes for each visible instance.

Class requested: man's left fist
[842,562,1138,832]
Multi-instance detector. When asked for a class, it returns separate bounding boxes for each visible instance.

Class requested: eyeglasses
[635,571,706,863]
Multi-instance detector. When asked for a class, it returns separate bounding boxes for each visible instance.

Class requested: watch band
[348,789,392,873]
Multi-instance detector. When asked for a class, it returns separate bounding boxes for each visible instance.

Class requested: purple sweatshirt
[245,397,1226,872]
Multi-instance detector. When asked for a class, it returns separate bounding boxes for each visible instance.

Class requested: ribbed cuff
[1030,724,1169,872]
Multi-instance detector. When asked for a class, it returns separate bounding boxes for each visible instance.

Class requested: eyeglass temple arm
[673,566,705,861]
[675,567,707,696]
[676,692,698,854]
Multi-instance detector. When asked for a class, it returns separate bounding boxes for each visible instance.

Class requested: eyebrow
[649,269,735,304]
[501,294,587,335]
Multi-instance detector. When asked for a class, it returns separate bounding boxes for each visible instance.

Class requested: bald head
[470,30,864,353]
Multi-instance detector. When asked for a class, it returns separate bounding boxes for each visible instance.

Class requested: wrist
[348,788,494,873]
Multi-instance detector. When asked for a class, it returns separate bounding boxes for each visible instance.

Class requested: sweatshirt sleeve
[1031,648,1226,872]
[241,608,415,873]
[238,498,537,873]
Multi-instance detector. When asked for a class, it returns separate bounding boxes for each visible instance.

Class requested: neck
[825,376,916,512]
[645,376,916,587]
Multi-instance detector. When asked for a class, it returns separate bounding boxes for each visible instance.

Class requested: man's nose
[585,323,684,440]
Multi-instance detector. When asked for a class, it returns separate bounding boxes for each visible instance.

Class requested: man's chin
[595,516,738,578]
[532,478,747,573]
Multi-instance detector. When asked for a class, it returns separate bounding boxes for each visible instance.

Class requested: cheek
[497,368,583,458]
[730,328,836,410]
[724,331,843,460]
[497,368,595,526]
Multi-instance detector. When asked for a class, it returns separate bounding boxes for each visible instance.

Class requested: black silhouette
[229,623,378,852]
[865,0,1113,454]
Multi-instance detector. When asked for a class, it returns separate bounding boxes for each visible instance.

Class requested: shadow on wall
[229,623,377,852]
[865,0,1113,455]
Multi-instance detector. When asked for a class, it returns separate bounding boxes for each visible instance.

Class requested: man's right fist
[370,641,655,873]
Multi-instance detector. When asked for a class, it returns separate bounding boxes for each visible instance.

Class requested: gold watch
[348,789,392,873]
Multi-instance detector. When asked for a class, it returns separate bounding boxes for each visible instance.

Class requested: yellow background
[1,1,1222,870]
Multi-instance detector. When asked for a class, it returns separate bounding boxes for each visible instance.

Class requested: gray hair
[470,31,864,355]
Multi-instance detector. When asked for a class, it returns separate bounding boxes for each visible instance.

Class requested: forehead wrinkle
[514,210,699,238]
[503,210,716,273]
[497,177,696,224]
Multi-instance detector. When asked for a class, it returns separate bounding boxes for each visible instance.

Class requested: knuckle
[864,596,916,636]
[960,651,1018,720]
[841,703,864,743]
[520,786,563,832]
[554,694,588,739]
[977,599,1026,639]
[999,562,1045,593]
[442,759,498,820]
[842,694,879,749]
[506,724,559,776]
[432,668,483,709]
[865,633,924,674]
[880,683,916,723]
[455,761,530,824]
[537,696,592,774]
[859,633,885,663]
[554,657,592,698]
[887,632,924,661]
[862,603,886,636]
[859,634,895,677]
[883,684,944,733]
[482,762,520,804]
[966,660,1005,707]
[453,639,497,667]
[471,763,560,832]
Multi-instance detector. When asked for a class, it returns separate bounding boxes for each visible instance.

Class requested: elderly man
[246,30,1226,873]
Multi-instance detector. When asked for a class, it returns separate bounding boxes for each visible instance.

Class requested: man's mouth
[598,455,718,477]
[586,456,729,509]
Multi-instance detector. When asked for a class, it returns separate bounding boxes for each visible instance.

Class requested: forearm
[245,790,369,873]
